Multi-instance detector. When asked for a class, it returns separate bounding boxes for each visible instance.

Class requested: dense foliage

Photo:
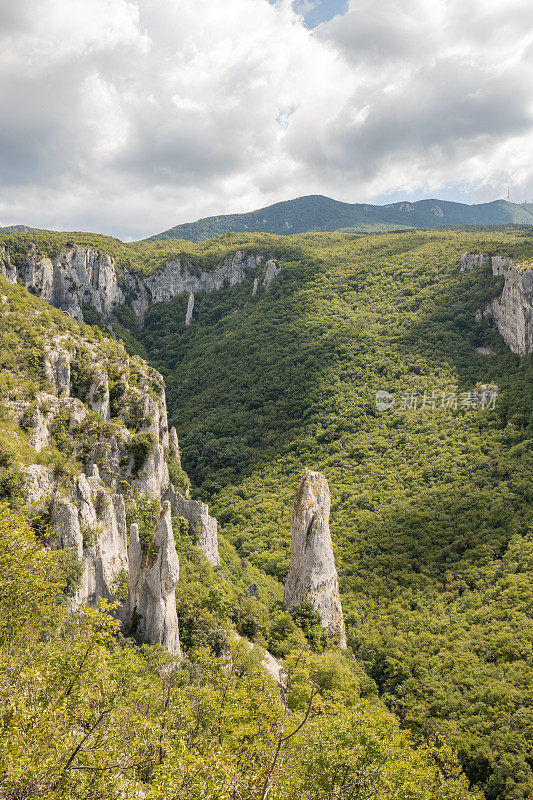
[133,227,533,800]
[1,225,533,798]
[0,502,478,800]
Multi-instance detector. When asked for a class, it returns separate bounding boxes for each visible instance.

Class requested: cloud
[0,0,532,238]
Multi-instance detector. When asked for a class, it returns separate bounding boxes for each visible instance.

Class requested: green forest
[130,227,533,800]
[0,225,532,799]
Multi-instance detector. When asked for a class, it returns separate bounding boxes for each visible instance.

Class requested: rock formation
[461,252,533,356]
[169,426,181,467]
[165,485,220,566]
[284,469,346,647]
[124,502,181,656]
[0,244,124,324]
[0,239,283,656]
[50,469,129,610]
[185,292,194,325]
[5,322,179,650]
[262,259,281,290]
[0,244,276,328]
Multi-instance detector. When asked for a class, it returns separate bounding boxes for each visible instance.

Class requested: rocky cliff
[283,469,346,647]
[461,252,533,356]
[0,244,278,328]
[10,334,172,614]
[124,502,181,656]
[165,484,220,566]
[0,277,221,653]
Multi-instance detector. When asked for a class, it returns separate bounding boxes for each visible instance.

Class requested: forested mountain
[146,195,533,241]
[0,225,532,799]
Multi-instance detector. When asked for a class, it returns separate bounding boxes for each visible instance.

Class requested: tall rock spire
[124,501,181,656]
[284,469,346,647]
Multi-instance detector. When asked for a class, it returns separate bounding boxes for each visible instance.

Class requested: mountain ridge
[146,195,533,242]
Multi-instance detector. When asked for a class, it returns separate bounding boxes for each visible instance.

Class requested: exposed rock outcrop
[262,259,281,290]
[165,485,220,566]
[284,469,346,647]
[169,426,181,467]
[185,293,194,326]
[461,252,533,356]
[124,502,181,656]
[7,327,178,649]
[0,244,124,323]
[0,244,275,328]
[460,252,489,272]
[50,469,128,611]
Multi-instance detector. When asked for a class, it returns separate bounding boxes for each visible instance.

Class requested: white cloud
[0,0,532,238]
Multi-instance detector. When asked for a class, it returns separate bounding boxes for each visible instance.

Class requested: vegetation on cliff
[0,502,478,800]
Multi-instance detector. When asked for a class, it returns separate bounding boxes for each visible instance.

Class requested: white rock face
[13,331,176,647]
[185,292,194,326]
[0,245,124,322]
[460,252,490,272]
[50,473,128,611]
[284,469,346,647]
[169,426,181,467]
[44,347,71,395]
[461,252,533,355]
[488,257,533,356]
[0,244,275,328]
[24,464,54,506]
[165,485,220,567]
[124,502,181,656]
[262,259,281,290]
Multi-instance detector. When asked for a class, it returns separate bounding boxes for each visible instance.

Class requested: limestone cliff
[283,469,346,647]
[49,466,128,610]
[11,333,173,617]
[0,244,124,324]
[461,252,533,356]
[0,281,218,654]
[0,244,279,328]
[124,501,181,656]
[165,484,220,566]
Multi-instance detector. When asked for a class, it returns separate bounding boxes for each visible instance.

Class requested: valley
[0,225,532,799]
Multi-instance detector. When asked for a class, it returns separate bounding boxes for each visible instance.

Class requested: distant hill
[145,195,533,242]
[0,224,37,235]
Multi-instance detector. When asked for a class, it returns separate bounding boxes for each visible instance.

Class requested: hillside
[145,195,533,242]
[0,235,483,800]
[0,225,532,799]
[132,227,533,800]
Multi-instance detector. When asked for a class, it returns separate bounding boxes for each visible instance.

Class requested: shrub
[289,602,327,652]
[125,493,161,556]
[0,468,26,507]
[80,524,96,549]
[167,452,190,495]
[50,407,73,454]
[111,567,129,603]
[207,626,229,657]
[126,431,156,474]
[58,548,83,597]
[70,348,97,402]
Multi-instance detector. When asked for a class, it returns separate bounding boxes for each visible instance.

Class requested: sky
[0,0,532,240]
